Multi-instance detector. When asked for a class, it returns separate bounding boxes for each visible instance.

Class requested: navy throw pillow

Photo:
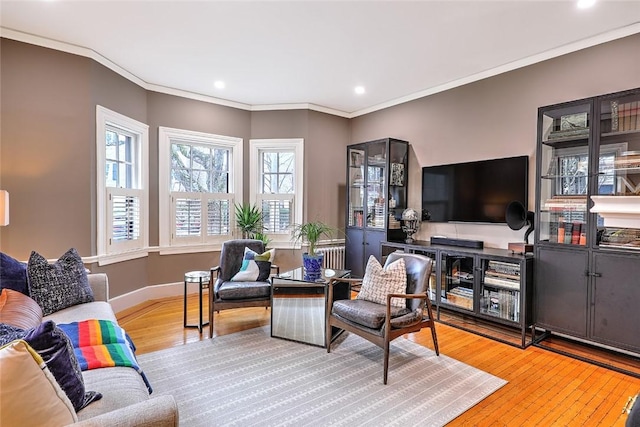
[0,253,28,295]
[23,320,102,412]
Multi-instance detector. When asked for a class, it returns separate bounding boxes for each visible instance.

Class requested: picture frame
[350,149,364,167]
[390,163,405,186]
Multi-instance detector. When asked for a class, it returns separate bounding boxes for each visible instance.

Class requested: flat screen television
[421,155,528,223]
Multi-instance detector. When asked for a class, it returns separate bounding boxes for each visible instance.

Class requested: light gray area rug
[138,327,506,427]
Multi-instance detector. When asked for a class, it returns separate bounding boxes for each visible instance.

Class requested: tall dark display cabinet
[345,138,409,278]
[535,88,640,362]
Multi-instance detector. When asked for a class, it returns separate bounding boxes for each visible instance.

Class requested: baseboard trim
[110,281,205,314]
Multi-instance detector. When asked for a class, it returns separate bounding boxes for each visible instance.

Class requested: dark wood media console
[381,240,534,348]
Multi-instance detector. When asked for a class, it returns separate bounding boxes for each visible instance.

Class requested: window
[159,127,242,252]
[250,139,304,247]
[96,106,149,264]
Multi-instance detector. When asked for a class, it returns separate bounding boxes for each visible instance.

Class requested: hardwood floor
[117,293,640,426]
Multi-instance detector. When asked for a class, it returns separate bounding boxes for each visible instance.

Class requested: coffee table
[271,267,350,347]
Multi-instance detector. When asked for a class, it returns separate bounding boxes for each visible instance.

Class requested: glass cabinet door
[366,141,387,229]
[538,102,591,246]
[479,259,521,322]
[347,147,365,227]
[440,253,474,311]
[593,91,640,250]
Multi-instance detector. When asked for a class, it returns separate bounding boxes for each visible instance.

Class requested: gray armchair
[326,252,438,384]
[208,239,278,339]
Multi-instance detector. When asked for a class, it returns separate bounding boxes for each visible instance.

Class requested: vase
[302,252,324,281]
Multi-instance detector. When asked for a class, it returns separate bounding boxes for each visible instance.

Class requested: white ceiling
[1,1,640,117]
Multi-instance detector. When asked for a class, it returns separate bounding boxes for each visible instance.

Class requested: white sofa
[43,273,179,426]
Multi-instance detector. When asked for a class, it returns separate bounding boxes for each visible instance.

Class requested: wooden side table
[184,271,211,333]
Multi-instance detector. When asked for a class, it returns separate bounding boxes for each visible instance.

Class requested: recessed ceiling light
[577,0,596,9]
[214,81,225,89]
[354,86,365,95]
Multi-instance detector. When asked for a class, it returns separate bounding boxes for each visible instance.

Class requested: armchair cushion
[356,256,407,308]
[216,280,271,300]
[332,299,410,329]
[230,247,274,282]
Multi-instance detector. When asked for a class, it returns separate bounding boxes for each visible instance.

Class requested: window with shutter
[159,127,242,252]
[250,139,304,247]
[96,106,149,264]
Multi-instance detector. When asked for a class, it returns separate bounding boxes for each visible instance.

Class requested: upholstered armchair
[326,252,438,384]
[208,239,278,339]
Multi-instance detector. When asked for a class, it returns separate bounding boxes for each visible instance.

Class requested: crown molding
[350,22,640,118]
[3,23,640,120]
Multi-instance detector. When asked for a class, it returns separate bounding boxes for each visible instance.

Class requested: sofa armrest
[87,274,109,302]
[70,395,178,427]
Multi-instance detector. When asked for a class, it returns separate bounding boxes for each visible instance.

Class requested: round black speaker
[506,201,527,231]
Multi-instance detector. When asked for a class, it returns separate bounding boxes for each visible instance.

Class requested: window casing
[250,139,304,247]
[159,127,242,253]
[96,106,149,264]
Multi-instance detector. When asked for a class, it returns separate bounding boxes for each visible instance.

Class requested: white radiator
[316,245,346,270]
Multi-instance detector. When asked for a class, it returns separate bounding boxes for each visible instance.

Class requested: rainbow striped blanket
[58,319,152,393]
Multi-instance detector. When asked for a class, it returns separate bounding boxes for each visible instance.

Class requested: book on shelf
[564,221,573,244]
[486,260,520,276]
[619,101,639,132]
[558,217,565,244]
[548,220,558,243]
[571,222,581,245]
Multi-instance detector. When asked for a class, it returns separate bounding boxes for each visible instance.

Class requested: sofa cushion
[23,320,102,412]
[356,255,407,308]
[0,288,43,330]
[78,367,150,421]
[230,247,274,282]
[0,252,28,295]
[45,301,117,324]
[27,248,94,316]
[0,340,78,426]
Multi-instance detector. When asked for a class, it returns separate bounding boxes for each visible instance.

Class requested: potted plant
[291,221,337,279]
[234,203,264,239]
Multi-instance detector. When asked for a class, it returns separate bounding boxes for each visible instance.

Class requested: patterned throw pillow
[356,255,407,308]
[230,247,274,282]
[27,248,94,316]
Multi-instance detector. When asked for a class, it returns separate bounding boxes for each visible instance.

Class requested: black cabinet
[382,240,533,348]
[345,138,409,277]
[535,87,640,355]
[534,247,589,338]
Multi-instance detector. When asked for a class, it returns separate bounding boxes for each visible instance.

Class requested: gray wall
[351,32,640,248]
[0,38,351,296]
[1,33,639,296]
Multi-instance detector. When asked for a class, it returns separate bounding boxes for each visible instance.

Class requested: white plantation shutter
[260,196,293,233]
[171,193,232,244]
[207,199,231,236]
[107,188,143,251]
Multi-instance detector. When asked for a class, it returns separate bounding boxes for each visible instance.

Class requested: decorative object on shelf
[505,201,535,254]
[611,100,619,132]
[291,221,338,280]
[560,112,588,131]
[390,163,405,186]
[400,208,420,243]
[350,149,364,167]
[548,112,589,140]
[590,195,640,229]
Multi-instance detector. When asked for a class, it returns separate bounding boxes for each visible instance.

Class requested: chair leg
[431,324,440,356]
[209,299,214,339]
[383,338,390,385]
